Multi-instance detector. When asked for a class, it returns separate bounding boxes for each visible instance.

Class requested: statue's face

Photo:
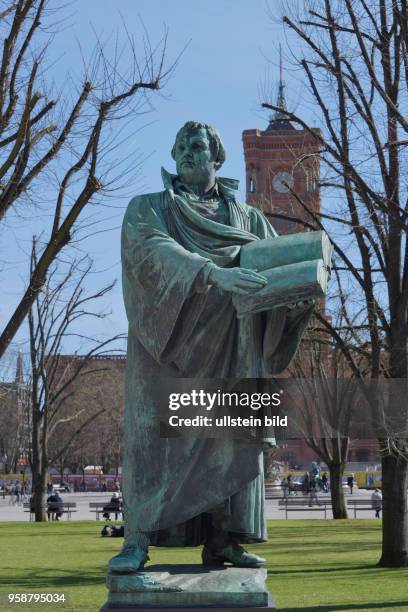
[174,127,217,188]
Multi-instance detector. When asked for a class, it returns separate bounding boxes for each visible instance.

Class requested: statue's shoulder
[124,190,168,221]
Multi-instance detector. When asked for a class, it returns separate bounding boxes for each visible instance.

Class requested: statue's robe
[121,169,312,546]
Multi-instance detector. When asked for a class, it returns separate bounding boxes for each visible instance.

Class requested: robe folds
[121,169,313,545]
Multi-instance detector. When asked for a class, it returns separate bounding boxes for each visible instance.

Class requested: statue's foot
[202,543,266,568]
[108,543,148,574]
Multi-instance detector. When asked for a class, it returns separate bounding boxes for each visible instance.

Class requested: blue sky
[1,0,317,364]
[70,0,305,196]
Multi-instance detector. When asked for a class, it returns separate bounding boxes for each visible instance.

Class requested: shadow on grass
[263,543,379,554]
[267,563,376,576]
[0,567,105,589]
[279,602,408,611]
[270,524,381,535]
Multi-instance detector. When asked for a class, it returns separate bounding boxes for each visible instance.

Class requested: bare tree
[289,324,362,519]
[0,0,172,358]
[263,0,408,566]
[47,355,125,477]
[27,247,124,521]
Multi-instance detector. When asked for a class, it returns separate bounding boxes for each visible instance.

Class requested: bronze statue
[108,121,326,588]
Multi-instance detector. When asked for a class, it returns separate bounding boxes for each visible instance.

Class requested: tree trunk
[329,462,348,519]
[379,452,408,567]
[31,408,47,522]
[32,469,47,522]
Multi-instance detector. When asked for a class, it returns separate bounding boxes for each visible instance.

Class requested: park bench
[23,502,77,521]
[89,501,122,520]
[278,496,330,519]
[347,499,375,518]
[265,482,283,498]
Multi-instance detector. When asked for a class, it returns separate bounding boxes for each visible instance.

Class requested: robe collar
[161,167,239,201]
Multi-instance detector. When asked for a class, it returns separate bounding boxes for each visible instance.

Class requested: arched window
[249,177,255,193]
[303,166,318,193]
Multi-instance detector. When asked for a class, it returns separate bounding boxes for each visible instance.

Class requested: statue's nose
[180,152,193,163]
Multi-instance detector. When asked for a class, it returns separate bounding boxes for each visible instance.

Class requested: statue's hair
[171,121,226,170]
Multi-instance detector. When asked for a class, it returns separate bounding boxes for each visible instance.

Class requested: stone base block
[101,564,275,610]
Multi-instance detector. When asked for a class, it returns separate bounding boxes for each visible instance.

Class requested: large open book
[240,230,332,271]
[233,231,332,318]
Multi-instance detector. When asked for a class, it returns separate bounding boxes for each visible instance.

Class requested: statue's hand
[208,267,267,294]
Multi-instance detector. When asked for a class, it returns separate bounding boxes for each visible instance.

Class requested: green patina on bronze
[106,121,329,600]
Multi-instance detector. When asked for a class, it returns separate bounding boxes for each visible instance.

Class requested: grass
[0,520,407,611]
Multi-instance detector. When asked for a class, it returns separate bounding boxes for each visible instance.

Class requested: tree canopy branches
[0,0,173,358]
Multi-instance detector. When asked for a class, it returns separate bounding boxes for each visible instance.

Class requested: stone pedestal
[101,564,275,610]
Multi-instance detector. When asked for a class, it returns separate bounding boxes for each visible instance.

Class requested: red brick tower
[242,66,326,470]
[243,68,321,235]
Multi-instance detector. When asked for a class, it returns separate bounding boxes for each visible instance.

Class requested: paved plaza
[0,489,379,521]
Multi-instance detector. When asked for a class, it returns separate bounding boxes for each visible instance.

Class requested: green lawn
[0,520,407,611]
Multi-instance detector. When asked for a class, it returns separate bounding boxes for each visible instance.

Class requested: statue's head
[171,121,226,191]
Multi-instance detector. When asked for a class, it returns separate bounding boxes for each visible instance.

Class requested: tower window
[303,167,319,193]
[304,169,310,191]
[249,177,255,193]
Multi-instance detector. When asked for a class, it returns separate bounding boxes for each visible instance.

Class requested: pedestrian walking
[21,484,29,504]
[282,477,289,499]
[302,472,310,495]
[347,474,355,494]
[309,476,320,506]
[287,474,294,496]
[15,483,22,505]
[371,488,382,518]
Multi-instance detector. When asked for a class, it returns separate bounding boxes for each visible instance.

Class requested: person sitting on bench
[103,492,121,520]
[47,492,63,521]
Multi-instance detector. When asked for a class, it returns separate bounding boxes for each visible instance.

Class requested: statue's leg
[109,398,150,575]
[108,438,152,575]
[202,467,267,568]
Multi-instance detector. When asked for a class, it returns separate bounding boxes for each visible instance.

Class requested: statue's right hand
[208,267,267,294]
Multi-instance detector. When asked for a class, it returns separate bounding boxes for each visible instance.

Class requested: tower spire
[280,43,283,84]
[15,351,23,385]
[267,45,294,131]
[276,44,286,112]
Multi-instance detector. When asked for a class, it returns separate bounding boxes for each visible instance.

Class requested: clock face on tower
[272,171,294,193]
